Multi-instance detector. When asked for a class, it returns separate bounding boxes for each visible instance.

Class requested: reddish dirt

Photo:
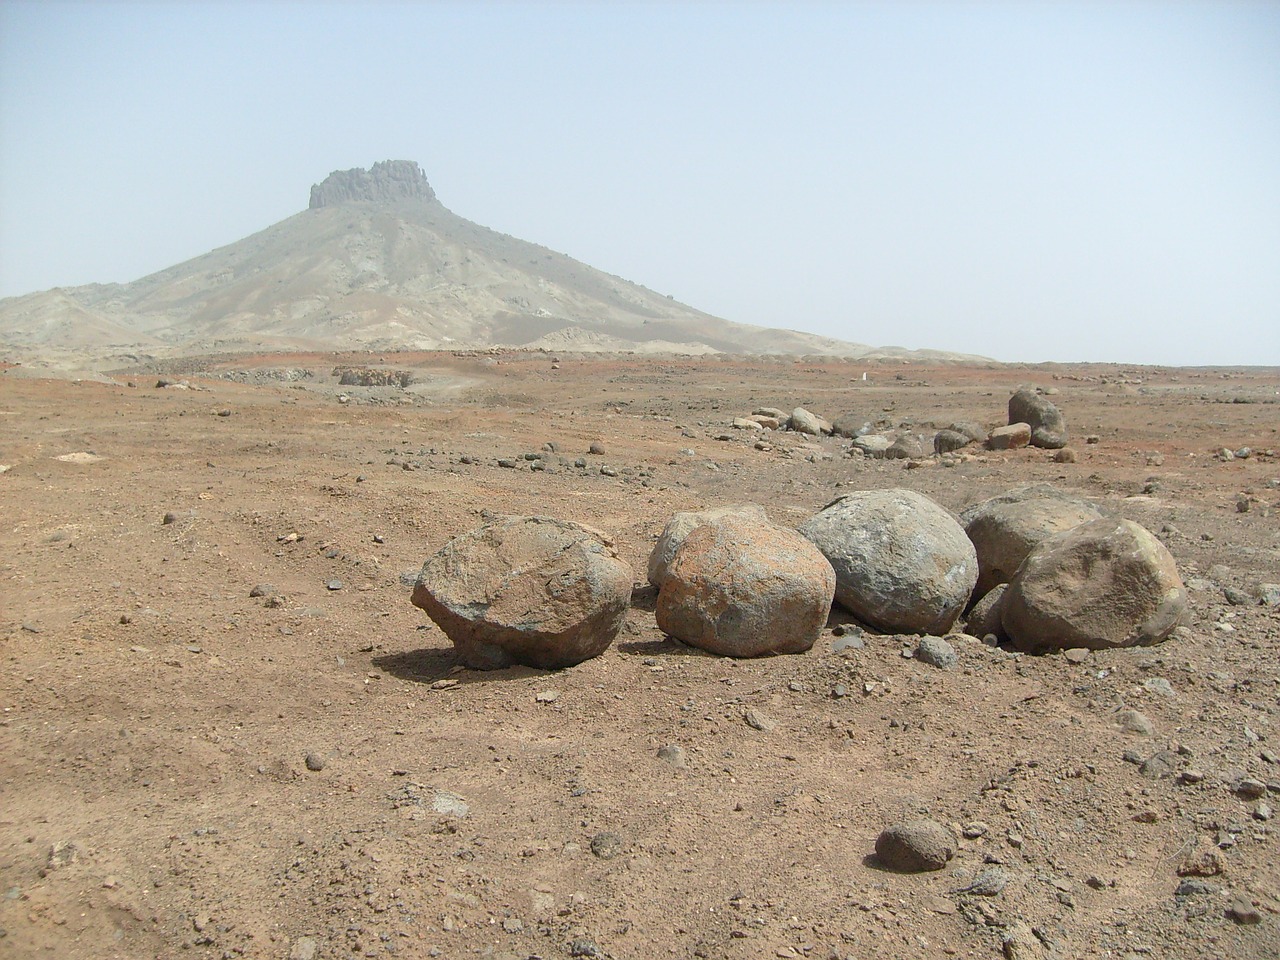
[1,355,1278,960]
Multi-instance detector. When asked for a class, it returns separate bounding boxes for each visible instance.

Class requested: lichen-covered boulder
[1001,517,1187,653]
[799,489,977,635]
[411,516,633,670]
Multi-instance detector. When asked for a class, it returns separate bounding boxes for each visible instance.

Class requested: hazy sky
[1,1,1277,365]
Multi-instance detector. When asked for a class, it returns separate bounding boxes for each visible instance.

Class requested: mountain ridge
[0,161,990,363]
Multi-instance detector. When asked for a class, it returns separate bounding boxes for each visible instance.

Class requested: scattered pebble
[1236,778,1267,799]
[657,744,687,768]
[954,866,1008,896]
[1115,709,1155,736]
[304,752,326,772]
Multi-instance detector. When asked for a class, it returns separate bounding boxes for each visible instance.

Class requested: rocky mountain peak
[308,160,437,209]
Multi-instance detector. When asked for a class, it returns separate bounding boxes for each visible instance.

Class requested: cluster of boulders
[411,481,1189,670]
[334,366,413,388]
[734,386,1071,458]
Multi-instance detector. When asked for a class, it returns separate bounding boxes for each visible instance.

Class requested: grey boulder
[799,489,977,635]
[934,429,972,455]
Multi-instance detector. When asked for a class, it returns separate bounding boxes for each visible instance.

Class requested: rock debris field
[1,352,1279,960]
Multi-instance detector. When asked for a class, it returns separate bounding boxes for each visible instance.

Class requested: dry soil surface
[1,354,1279,960]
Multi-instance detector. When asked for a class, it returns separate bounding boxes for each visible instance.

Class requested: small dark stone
[304,752,326,772]
[589,832,622,860]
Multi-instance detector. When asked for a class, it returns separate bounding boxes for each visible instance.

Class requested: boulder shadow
[372,647,459,684]
[373,647,557,685]
[616,634,717,657]
[861,853,901,874]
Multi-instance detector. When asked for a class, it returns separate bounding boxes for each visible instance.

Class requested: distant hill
[0,161,986,361]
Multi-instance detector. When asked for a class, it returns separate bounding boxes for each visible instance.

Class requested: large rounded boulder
[1009,387,1068,449]
[411,516,633,670]
[961,492,1102,600]
[798,489,977,635]
[655,515,835,657]
[647,503,769,588]
[1001,517,1187,653]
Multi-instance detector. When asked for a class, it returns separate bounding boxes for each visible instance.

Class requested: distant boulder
[850,435,894,458]
[648,503,769,588]
[655,515,835,657]
[1009,387,1068,449]
[933,429,972,455]
[799,489,977,635]
[1001,518,1187,653]
[987,423,1031,450]
[411,516,633,669]
[789,407,831,435]
[884,434,927,460]
[948,421,988,443]
[832,415,873,439]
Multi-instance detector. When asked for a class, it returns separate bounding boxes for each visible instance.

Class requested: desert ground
[1,352,1278,960]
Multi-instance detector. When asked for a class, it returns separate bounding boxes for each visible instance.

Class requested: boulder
[1001,517,1187,653]
[875,820,956,872]
[1009,387,1068,449]
[949,421,988,443]
[789,407,824,435]
[753,406,788,421]
[832,415,872,439]
[966,584,1008,641]
[655,515,835,657]
[884,435,927,459]
[647,503,770,588]
[961,492,1103,599]
[411,516,633,669]
[850,435,894,458]
[988,423,1032,450]
[934,429,972,455]
[798,489,977,635]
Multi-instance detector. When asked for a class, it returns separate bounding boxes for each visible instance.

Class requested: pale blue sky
[1,1,1276,364]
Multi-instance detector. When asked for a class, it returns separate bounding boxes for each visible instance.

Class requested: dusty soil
[1,353,1278,960]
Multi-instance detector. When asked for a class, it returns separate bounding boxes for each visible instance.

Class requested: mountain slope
[0,161,983,360]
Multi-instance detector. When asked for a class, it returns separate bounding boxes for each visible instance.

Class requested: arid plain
[2,352,1278,960]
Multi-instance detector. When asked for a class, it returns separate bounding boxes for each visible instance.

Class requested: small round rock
[875,819,956,872]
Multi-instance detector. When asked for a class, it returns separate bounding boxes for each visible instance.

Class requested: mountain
[0,161,979,360]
